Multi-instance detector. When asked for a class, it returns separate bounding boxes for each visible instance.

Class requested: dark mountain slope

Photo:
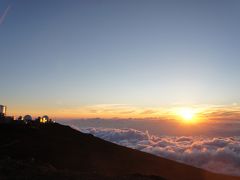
[0,123,238,180]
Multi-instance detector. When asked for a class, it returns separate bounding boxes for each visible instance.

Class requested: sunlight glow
[176,108,197,123]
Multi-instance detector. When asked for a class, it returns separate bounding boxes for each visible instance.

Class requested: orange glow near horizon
[6,104,240,122]
[175,107,199,124]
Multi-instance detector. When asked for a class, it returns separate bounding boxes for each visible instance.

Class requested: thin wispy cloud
[0,5,11,26]
[56,104,170,119]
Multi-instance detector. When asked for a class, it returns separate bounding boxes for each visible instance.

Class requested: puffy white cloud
[78,127,240,176]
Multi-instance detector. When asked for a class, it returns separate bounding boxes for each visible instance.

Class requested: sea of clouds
[74,126,240,176]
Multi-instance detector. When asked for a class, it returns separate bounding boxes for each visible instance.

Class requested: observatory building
[42,115,49,123]
[0,105,14,123]
[0,104,53,124]
[23,115,33,123]
[35,115,52,123]
[0,105,7,117]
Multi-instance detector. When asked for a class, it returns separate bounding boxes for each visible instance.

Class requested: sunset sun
[0,0,239,178]
[177,108,197,123]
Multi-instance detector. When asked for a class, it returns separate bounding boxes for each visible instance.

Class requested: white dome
[23,115,32,121]
[42,115,49,121]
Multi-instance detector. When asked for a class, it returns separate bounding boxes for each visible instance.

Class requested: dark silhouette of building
[0,104,53,125]
[0,105,14,123]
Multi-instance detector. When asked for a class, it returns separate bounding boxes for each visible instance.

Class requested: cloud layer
[78,127,240,176]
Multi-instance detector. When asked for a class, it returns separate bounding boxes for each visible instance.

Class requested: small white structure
[0,105,7,115]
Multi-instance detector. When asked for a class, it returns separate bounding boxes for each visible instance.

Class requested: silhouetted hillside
[0,123,239,180]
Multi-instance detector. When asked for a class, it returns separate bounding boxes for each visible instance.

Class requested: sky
[1,0,240,119]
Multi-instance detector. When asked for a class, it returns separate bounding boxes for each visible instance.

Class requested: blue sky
[1,0,240,117]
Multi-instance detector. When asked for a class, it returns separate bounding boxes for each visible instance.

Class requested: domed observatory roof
[41,115,49,123]
[23,115,32,122]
